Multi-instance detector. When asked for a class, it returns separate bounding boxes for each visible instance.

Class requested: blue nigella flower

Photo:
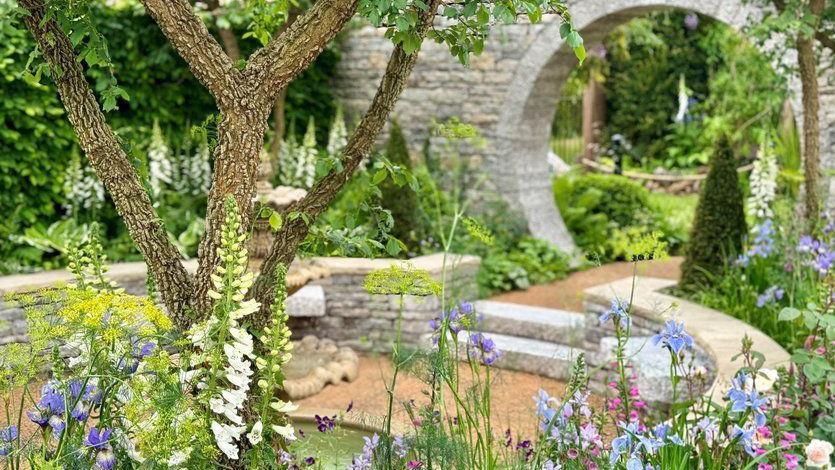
[651,319,694,355]
[0,425,18,457]
[727,373,768,427]
[731,425,757,457]
[599,298,630,328]
[468,332,502,366]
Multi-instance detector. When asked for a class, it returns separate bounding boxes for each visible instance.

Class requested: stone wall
[335,0,835,252]
[289,254,480,351]
[0,255,480,353]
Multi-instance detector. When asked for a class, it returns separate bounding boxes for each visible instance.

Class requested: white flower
[270,400,299,413]
[271,423,297,441]
[225,367,252,389]
[148,120,175,199]
[805,439,834,468]
[327,106,348,158]
[229,299,260,320]
[247,421,263,445]
[167,447,192,467]
[211,421,245,460]
[221,388,247,409]
[754,368,779,391]
[747,144,778,221]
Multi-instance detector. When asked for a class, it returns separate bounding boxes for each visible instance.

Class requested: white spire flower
[327,105,348,158]
[64,156,105,213]
[295,117,318,189]
[211,421,245,460]
[747,142,778,221]
[179,132,212,197]
[148,120,175,199]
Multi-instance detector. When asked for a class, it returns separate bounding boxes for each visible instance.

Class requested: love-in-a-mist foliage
[0,197,301,468]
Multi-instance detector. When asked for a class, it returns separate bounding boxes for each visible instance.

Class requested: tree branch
[140,0,241,109]
[18,0,194,326]
[816,30,835,54]
[249,1,442,324]
[243,0,359,108]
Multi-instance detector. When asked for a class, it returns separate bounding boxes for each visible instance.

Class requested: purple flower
[651,320,694,355]
[468,332,502,366]
[85,427,113,450]
[0,425,18,457]
[696,417,719,444]
[599,298,630,328]
[756,286,784,308]
[393,435,409,458]
[314,414,335,433]
[0,426,17,443]
[95,447,117,470]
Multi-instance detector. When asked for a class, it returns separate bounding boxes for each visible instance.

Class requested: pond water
[292,419,371,467]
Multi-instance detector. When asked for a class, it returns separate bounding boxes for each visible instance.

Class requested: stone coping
[312,253,480,276]
[0,253,479,294]
[583,276,791,402]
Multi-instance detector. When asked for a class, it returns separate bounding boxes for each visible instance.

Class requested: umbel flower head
[363,263,442,296]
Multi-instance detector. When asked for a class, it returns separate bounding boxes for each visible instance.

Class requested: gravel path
[489,257,682,311]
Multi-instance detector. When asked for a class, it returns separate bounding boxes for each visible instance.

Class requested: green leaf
[372,169,388,185]
[269,212,283,231]
[385,237,402,256]
[778,307,801,321]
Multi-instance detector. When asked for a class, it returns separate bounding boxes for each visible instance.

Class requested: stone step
[286,285,326,318]
[474,300,585,346]
[458,331,580,381]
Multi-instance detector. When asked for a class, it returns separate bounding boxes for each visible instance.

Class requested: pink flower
[584,460,598,470]
[629,387,640,397]
[783,453,799,470]
[407,461,423,469]
[757,464,773,470]
[634,401,646,409]
[567,449,579,459]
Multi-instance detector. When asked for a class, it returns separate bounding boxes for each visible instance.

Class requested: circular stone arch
[494,1,760,252]
[335,2,833,254]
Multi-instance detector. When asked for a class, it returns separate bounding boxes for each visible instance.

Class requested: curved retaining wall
[0,254,480,353]
[583,277,791,403]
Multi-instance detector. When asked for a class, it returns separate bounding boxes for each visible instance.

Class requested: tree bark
[242,0,359,108]
[18,0,194,325]
[140,0,241,110]
[250,1,442,326]
[797,0,824,227]
[205,0,242,62]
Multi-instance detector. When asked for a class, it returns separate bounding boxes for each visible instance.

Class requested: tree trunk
[18,0,195,323]
[249,1,443,327]
[797,0,824,228]
[269,86,288,157]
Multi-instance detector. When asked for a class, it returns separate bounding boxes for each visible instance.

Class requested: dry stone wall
[335,0,835,252]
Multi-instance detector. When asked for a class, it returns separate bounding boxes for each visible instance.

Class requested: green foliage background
[0,3,338,269]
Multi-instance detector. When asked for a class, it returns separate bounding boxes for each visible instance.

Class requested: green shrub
[679,139,747,288]
[477,237,569,295]
[553,172,684,261]
[378,121,428,250]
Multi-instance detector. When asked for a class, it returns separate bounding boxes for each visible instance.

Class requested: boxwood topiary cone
[680,138,747,289]
[379,120,427,253]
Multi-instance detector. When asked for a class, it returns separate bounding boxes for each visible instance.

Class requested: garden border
[583,276,791,402]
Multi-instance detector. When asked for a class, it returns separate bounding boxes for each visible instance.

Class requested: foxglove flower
[747,145,778,220]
